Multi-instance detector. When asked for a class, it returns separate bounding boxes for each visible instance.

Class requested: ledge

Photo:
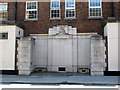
[0,21,25,29]
[107,17,120,22]
[88,17,103,20]
[64,17,77,20]
[30,34,48,36]
[49,18,61,21]
[24,19,38,22]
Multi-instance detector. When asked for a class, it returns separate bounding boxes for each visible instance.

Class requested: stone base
[19,70,31,75]
[91,71,104,76]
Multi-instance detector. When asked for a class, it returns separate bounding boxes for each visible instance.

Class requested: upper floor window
[89,0,102,17]
[50,0,60,19]
[65,0,75,18]
[26,1,38,20]
[0,3,8,21]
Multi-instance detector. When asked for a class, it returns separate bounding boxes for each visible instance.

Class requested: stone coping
[107,17,120,22]
[30,33,98,36]
[0,21,25,29]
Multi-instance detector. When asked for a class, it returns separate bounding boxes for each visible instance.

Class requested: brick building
[6,1,119,36]
[0,0,120,75]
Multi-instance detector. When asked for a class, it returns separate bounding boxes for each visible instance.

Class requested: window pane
[66,0,75,8]
[89,8,101,17]
[0,3,8,20]
[27,3,31,9]
[51,9,60,18]
[66,9,75,18]
[51,0,59,8]
[90,0,101,7]
[29,11,37,19]
[0,3,8,11]
[27,2,37,9]
[26,11,37,19]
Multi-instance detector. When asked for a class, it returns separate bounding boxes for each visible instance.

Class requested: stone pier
[90,35,106,76]
[17,37,34,75]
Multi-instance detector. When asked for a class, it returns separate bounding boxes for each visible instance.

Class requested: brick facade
[8,1,120,36]
[114,2,120,17]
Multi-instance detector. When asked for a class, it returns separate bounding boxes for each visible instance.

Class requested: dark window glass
[66,9,75,18]
[58,67,66,71]
[51,10,60,18]
[0,33,8,39]
[28,11,37,19]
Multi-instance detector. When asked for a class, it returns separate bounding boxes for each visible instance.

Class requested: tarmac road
[0,73,120,85]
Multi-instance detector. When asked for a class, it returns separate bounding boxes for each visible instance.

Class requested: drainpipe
[111,0,114,17]
[15,0,18,73]
[15,0,17,22]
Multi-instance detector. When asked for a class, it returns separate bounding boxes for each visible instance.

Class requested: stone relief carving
[59,27,66,34]
[49,25,77,35]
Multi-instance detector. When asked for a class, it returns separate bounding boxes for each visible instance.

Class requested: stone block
[47,66,52,72]
[91,71,104,76]
[19,70,31,75]
[18,66,31,70]
[18,63,31,70]
[72,66,77,72]
[17,37,33,76]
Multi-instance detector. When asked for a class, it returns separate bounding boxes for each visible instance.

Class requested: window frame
[50,0,61,19]
[0,3,8,21]
[89,0,102,18]
[0,32,8,39]
[25,1,38,20]
[65,0,76,19]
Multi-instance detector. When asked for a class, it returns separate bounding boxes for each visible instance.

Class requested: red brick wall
[114,2,120,17]
[8,2,119,36]
[0,0,8,3]
[8,2,15,21]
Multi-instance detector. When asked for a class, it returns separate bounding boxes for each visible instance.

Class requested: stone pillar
[90,35,106,76]
[17,37,33,75]
[72,36,78,73]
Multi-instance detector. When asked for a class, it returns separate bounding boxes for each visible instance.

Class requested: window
[0,3,8,21]
[0,33,8,39]
[50,0,60,19]
[26,1,38,20]
[58,67,66,71]
[65,0,75,18]
[89,0,102,17]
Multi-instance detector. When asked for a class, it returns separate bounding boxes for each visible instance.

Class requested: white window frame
[65,0,76,19]
[50,0,60,19]
[0,3,8,21]
[89,0,102,17]
[25,1,38,20]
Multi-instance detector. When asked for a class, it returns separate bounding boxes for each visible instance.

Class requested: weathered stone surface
[49,25,77,35]
[91,71,104,76]
[90,35,106,76]
[19,70,31,76]
[17,37,33,75]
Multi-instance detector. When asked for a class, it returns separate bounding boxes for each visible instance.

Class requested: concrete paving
[0,73,120,85]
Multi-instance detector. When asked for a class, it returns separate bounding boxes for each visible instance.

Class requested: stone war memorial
[17,25,106,75]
